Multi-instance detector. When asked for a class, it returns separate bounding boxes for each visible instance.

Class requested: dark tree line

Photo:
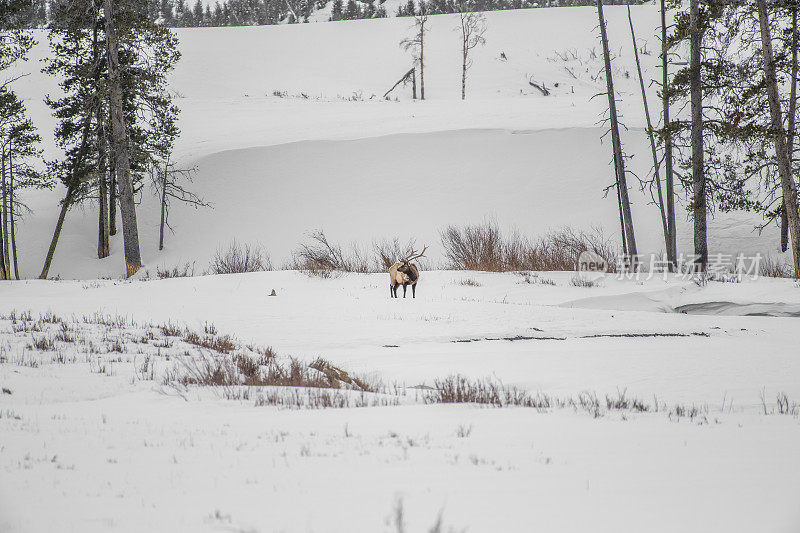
[397,0,646,17]
[11,0,648,28]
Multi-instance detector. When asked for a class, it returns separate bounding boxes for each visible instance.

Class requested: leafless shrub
[157,262,196,279]
[374,237,420,270]
[455,424,473,438]
[773,392,798,416]
[209,241,272,275]
[291,230,371,276]
[760,256,793,278]
[425,375,555,410]
[668,403,707,423]
[440,222,617,272]
[159,322,183,337]
[458,278,482,287]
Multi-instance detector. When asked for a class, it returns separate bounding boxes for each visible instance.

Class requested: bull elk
[389,246,427,298]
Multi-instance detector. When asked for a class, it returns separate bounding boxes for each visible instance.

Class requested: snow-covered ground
[3,6,800,533]
[1,272,800,532]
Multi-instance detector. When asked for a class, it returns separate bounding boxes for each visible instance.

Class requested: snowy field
[2,5,800,533]
[2,272,800,532]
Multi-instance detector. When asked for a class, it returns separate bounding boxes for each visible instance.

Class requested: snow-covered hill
[9,6,787,279]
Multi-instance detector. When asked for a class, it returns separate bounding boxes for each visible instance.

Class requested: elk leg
[392,284,398,298]
[390,283,394,298]
[412,284,416,298]
[403,283,408,298]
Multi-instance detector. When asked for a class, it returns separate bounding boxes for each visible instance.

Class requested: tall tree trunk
[39,193,72,279]
[628,4,668,261]
[783,3,798,253]
[419,19,425,100]
[97,111,110,259]
[461,44,467,100]
[94,23,110,260]
[105,0,143,277]
[39,109,96,280]
[598,0,637,264]
[661,0,677,268]
[0,147,6,280]
[690,0,707,269]
[757,0,800,278]
[109,143,117,235]
[159,158,168,251]
[1,143,10,279]
[9,144,19,279]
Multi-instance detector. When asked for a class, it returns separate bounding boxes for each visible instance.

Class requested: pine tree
[2,0,41,279]
[330,0,343,20]
[0,92,45,279]
[193,0,204,25]
[41,0,181,278]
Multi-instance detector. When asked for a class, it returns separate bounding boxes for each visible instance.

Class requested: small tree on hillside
[151,157,209,251]
[400,9,428,100]
[456,4,486,100]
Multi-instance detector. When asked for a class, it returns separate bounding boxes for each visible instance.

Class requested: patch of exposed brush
[424,376,720,420]
[156,262,197,279]
[166,349,377,396]
[440,222,617,272]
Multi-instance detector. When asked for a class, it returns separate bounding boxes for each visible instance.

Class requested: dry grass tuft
[157,262,196,279]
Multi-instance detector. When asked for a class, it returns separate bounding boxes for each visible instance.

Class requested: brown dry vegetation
[440,223,617,272]
[209,241,272,274]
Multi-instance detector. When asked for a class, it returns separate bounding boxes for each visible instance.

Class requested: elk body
[389,247,426,298]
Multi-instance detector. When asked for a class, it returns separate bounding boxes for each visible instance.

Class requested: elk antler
[405,245,428,262]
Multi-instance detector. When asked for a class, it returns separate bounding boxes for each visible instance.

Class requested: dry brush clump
[440,222,617,272]
[291,231,428,277]
[374,237,422,270]
[209,241,272,275]
[424,376,713,420]
[290,230,371,277]
[760,256,793,278]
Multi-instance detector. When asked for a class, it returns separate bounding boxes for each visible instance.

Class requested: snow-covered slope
[10,6,787,279]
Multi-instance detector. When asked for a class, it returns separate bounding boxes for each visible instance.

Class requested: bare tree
[756,0,800,277]
[660,0,677,268]
[151,157,209,251]
[597,0,637,264]
[400,11,428,100]
[456,8,486,100]
[627,5,670,266]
